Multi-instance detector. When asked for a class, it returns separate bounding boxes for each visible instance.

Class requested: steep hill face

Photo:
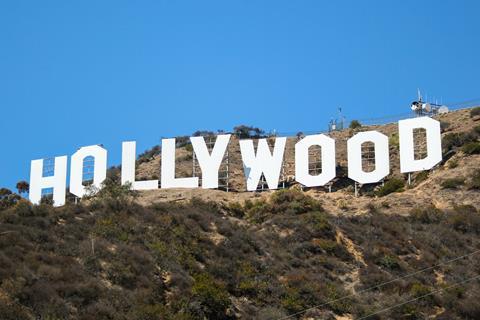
[1,190,480,319]
[0,107,480,320]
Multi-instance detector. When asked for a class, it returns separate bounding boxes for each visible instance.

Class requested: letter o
[347,131,389,184]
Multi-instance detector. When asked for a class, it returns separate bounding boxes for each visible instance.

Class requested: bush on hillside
[190,273,232,320]
[410,206,443,224]
[137,145,161,164]
[15,181,29,194]
[270,189,323,214]
[441,177,465,189]
[447,205,480,233]
[185,143,193,152]
[377,254,401,270]
[233,125,265,139]
[375,178,404,197]
[173,136,191,148]
[447,158,459,169]
[242,189,325,223]
[414,171,429,184]
[92,178,138,211]
[106,165,121,183]
[440,121,451,132]
[349,120,361,129]
[0,188,21,209]
[470,106,480,118]
[192,130,215,137]
[462,142,480,155]
[442,132,476,152]
[389,133,399,148]
[410,282,432,298]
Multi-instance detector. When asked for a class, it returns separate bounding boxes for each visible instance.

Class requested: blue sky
[0,1,479,191]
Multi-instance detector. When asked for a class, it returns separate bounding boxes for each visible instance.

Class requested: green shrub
[244,189,324,223]
[441,177,465,189]
[15,180,29,194]
[304,211,333,236]
[442,132,476,152]
[137,145,161,164]
[394,304,422,319]
[375,178,404,197]
[233,125,265,139]
[226,202,244,218]
[192,130,215,137]
[447,205,480,233]
[0,188,21,209]
[462,141,480,155]
[414,171,429,184]
[313,238,338,254]
[470,106,480,118]
[281,286,306,313]
[191,273,231,320]
[448,158,459,168]
[325,283,352,314]
[440,121,451,132]
[184,143,193,152]
[243,199,269,223]
[95,178,138,205]
[349,120,361,129]
[14,199,34,217]
[336,199,348,209]
[270,189,323,215]
[389,133,399,148]
[377,254,400,270]
[410,206,443,224]
[175,136,191,148]
[410,282,432,298]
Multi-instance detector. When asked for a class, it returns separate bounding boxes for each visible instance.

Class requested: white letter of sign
[161,138,199,188]
[239,137,286,191]
[70,145,107,197]
[190,134,231,189]
[295,134,336,187]
[122,141,159,190]
[399,117,442,173]
[348,131,389,184]
[29,156,68,206]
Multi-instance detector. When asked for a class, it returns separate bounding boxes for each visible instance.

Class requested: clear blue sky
[0,1,479,191]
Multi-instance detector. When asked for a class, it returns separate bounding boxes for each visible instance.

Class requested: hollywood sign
[29,117,442,207]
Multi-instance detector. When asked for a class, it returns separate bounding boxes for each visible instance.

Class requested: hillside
[137,107,480,214]
[0,107,480,319]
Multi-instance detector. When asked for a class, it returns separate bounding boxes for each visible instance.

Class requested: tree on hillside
[0,188,20,209]
[233,125,265,139]
[192,130,215,137]
[16,180,29,195]
[349,120,362,129]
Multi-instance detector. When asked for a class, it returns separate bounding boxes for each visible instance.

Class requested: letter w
[239,137,286,191]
